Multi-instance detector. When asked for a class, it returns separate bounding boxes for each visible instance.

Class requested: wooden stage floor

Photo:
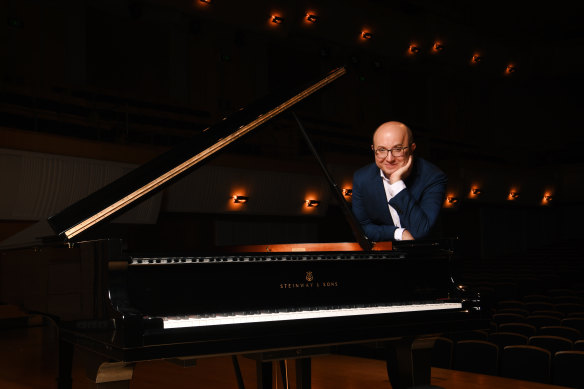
[0,320,572,389]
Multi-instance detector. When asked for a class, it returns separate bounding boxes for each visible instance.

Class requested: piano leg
[232,355,246,389]
[385,337,438,389]
[247,347,326,389]
[295,358,311,389]
[256,361,273,389]
[279,360,289,389]
[255,358,310,389]
[57,336,73,389]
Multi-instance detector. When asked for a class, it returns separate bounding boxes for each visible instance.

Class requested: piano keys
[161,302,465,329]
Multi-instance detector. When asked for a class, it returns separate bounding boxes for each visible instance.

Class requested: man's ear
[410,143,417,153]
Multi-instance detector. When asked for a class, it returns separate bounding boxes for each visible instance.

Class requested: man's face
[372,124,414,178]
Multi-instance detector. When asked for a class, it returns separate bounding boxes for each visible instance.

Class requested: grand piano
[1,66,483,389]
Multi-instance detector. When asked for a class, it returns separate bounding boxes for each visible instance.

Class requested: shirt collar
[379,169,390,183]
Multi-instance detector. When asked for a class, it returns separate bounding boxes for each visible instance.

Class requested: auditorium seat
[526,314,562,329]
[453,340,499,376]
[444,329,488,342]
[491,312,526,325]
[548,288,579,297]
[556,303,584,315]
[496,300,526,310]
[487,332,528,358]
[523,294,552,303]
[532,310,564,319]
[528,335,573,355]
[496,307,530,316]
[552,351,584,388]
[538,326,582,342]
[431,337,453,369]
[498,322,537,338]
[574,340,584,351]
[551,295,584,305]
[526,301,555,312]
[561,317,584,334]
[488,331,528,345]
[501,345,551,384]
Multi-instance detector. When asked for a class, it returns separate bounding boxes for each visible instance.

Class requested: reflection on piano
[0,66,483,389]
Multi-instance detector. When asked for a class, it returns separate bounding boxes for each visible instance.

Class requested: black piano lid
[47,66,347,242]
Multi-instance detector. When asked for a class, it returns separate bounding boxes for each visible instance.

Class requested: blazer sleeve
[388,169,447,239]
[352,169,397,242]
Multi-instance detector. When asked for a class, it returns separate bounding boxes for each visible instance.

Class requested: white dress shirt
[380,170,406,240]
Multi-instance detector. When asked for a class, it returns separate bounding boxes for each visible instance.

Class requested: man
[352,121,447,241]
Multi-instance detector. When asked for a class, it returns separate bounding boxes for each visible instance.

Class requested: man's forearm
[389,179,446,239]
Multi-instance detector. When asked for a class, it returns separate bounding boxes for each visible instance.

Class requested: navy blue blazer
[352,157,447,241]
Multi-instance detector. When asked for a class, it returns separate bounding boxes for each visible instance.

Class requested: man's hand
[402,229,415,240]
[390,154,413,184]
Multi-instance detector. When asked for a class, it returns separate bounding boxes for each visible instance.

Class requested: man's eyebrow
[376,144,404,148]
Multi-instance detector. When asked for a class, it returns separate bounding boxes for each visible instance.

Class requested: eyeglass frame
[372,145,410,158]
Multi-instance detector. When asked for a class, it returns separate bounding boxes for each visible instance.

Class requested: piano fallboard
[116,248,456,319]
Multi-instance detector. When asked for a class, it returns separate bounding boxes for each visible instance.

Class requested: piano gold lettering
[280,283,318,289]
[316,281,339,287]
[279,281,338,288]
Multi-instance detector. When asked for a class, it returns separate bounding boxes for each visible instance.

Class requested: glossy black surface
[57,238,483,358]
[121,249,452,317]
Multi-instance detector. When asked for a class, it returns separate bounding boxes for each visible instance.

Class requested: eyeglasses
[373,146,408,158]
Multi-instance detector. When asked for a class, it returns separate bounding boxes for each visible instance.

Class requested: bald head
[372,121,414,146]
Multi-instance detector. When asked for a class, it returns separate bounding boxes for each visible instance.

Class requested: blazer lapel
[371,171,394,225]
